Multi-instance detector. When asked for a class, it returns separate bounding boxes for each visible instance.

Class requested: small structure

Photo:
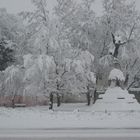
[91,68,139,111]
[108,68,125,88]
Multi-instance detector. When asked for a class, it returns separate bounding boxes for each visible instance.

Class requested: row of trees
[0,0,140,107]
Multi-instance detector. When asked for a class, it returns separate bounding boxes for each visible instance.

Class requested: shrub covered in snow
[109,68,125,81]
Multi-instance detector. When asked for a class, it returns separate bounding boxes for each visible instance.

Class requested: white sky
[0,0,139,16]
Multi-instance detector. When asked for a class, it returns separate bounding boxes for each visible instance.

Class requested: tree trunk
[11,92,16,108]
[49,92,53,110]
[124,74,129,88]
[87,92,91,106]
[86,87,91,106]
[12,98,15,108]
[57,93,61,107]
[93,89,97,104]
[113,44,120,58]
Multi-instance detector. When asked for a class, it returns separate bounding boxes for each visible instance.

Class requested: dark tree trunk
[57,93,61,107]
[86,86,91,106]
[87,92,91,106]
[113,44,120,58]
[56,82,61,107]
[12,98,15,108]
[49,92,53,110]
[93,89,97,104]
[11,93,16,108]
[124,74,129,88]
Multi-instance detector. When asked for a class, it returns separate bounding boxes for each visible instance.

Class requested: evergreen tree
[0,38,15,71]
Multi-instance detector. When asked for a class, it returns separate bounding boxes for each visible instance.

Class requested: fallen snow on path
[0,104,140,129]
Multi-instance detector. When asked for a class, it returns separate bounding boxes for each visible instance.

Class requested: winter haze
[0,0,140,139]
[0,0,140,16]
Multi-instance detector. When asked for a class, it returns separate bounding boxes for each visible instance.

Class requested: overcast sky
[0,0,139,16]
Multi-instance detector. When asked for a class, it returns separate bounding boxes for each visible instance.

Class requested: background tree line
[0,0,140,107]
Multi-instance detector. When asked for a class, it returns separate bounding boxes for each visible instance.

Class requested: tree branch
[111,32,115,44]
[127,23,136,42]
[130,57,139,70]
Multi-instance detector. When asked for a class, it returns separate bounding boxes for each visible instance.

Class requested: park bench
[14,103,26,107]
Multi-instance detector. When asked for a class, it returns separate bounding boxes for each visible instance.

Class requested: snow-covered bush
[109,68,125,81]
[0,65,24,106]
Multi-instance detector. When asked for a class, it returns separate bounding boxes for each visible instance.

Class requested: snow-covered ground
[0,103,140,129]
[91,87,140,111]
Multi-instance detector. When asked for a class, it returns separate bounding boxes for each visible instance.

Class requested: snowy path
[0,104,140,139]
[0,129,140,140]
[0,104,140,129]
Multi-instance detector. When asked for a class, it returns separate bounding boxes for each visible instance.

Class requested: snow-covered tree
[23,53,56,97]
[0,38,15,71]
[96,0,140,89]
[54,0,95,49]
[66,48,96,105]
[2,65,24,107]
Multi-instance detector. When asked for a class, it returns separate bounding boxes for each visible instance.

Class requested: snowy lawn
[0,103,140,129]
